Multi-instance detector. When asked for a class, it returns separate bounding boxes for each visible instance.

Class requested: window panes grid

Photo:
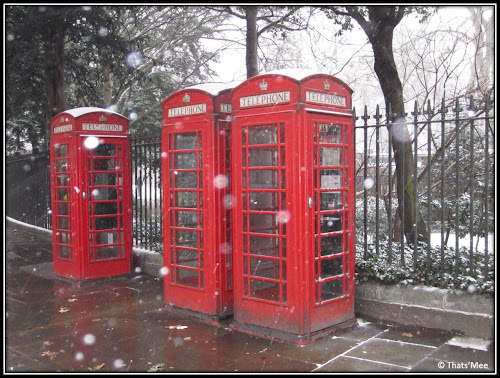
[168,132,204,289]
[241,123,287,304]
[54,143,72,260]
[313,122,349,304]
[87,143,124,261]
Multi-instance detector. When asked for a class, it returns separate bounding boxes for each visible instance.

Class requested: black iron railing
[354,94,495,285]
[130,136,163,253]
[6,153,52,229]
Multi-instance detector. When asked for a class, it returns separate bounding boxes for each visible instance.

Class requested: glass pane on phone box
[95,245,120,260]
[316,235,343,256]
[320,192,342,210]
[319,124,342,143]
[321,257,343,277]
[176,191,199,208]
[176,211,199,228]
[58,203,69,215]
[176,230,199,248]
[249,191,279,211]
[57,232,70,244]
[248,147,278,167]
[175,133,197,150]
[58,217,70,230]
[94,216,118,231]
[249,170,278,188]
[248,125,277,145]
[320,234,343,255]
[56,160,68,172]
[175,152,197,169]
[58,246,71,259]
[320,170,341,188]
[94,144,116,156]
[57,174,69,186]
[176,249,199,268]
[321,279,343,301]
[92,188,117,201]
[176,268,199,287]
[249,213,278,234]
[249,236,280,257]
[249,279,281,302]
[321,214,342,233]
[320,147,342,166]
[55,144,68,157]
[93,173,117,186]
[57,188,69,201]
[94,159,117,171]
[175,171,198,188]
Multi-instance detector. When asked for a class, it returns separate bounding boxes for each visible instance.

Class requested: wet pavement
[4,221,496,373]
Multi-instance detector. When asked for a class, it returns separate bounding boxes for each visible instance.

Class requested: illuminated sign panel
[240,91,290,108]
[82,123,123,132]
[306,91,346,107]
[54,124,73,134]
[220,103,232,113]
[168,103,207,117]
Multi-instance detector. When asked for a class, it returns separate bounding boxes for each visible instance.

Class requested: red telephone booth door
[306,111,355,331]
[163,126,211,310]
[79,135,132,279]
[231,112,298,328]
[162,85,236,321]
[163,125,233,319]
[52,137,79,278]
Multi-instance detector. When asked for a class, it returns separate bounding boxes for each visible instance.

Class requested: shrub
[355,240,494,295]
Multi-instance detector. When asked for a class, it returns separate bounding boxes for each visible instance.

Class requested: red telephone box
[230,70,355,343]
[50,107,132,280]
[161,83,236,321]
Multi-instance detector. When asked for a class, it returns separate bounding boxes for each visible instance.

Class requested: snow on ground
[429,233,495,254]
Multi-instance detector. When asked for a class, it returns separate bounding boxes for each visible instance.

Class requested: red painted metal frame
[161,87,234,321]
[50,108,132,280]
[230,72,355,343]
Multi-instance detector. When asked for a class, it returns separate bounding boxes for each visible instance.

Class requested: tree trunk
[466,6,494,93]
[244,6,259,78]
[43,22,66,148]
[368,22,428,244]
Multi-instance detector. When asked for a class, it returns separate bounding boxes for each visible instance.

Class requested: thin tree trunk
[244,6,259,78]
[365,11,428,244]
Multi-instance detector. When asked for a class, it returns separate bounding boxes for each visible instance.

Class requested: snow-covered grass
[6,216,52,235]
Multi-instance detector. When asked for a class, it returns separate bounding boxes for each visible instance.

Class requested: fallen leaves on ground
[166,325,188,330]
[88,363,105,371]
[41,349,65,357]
[147,363,166,372]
